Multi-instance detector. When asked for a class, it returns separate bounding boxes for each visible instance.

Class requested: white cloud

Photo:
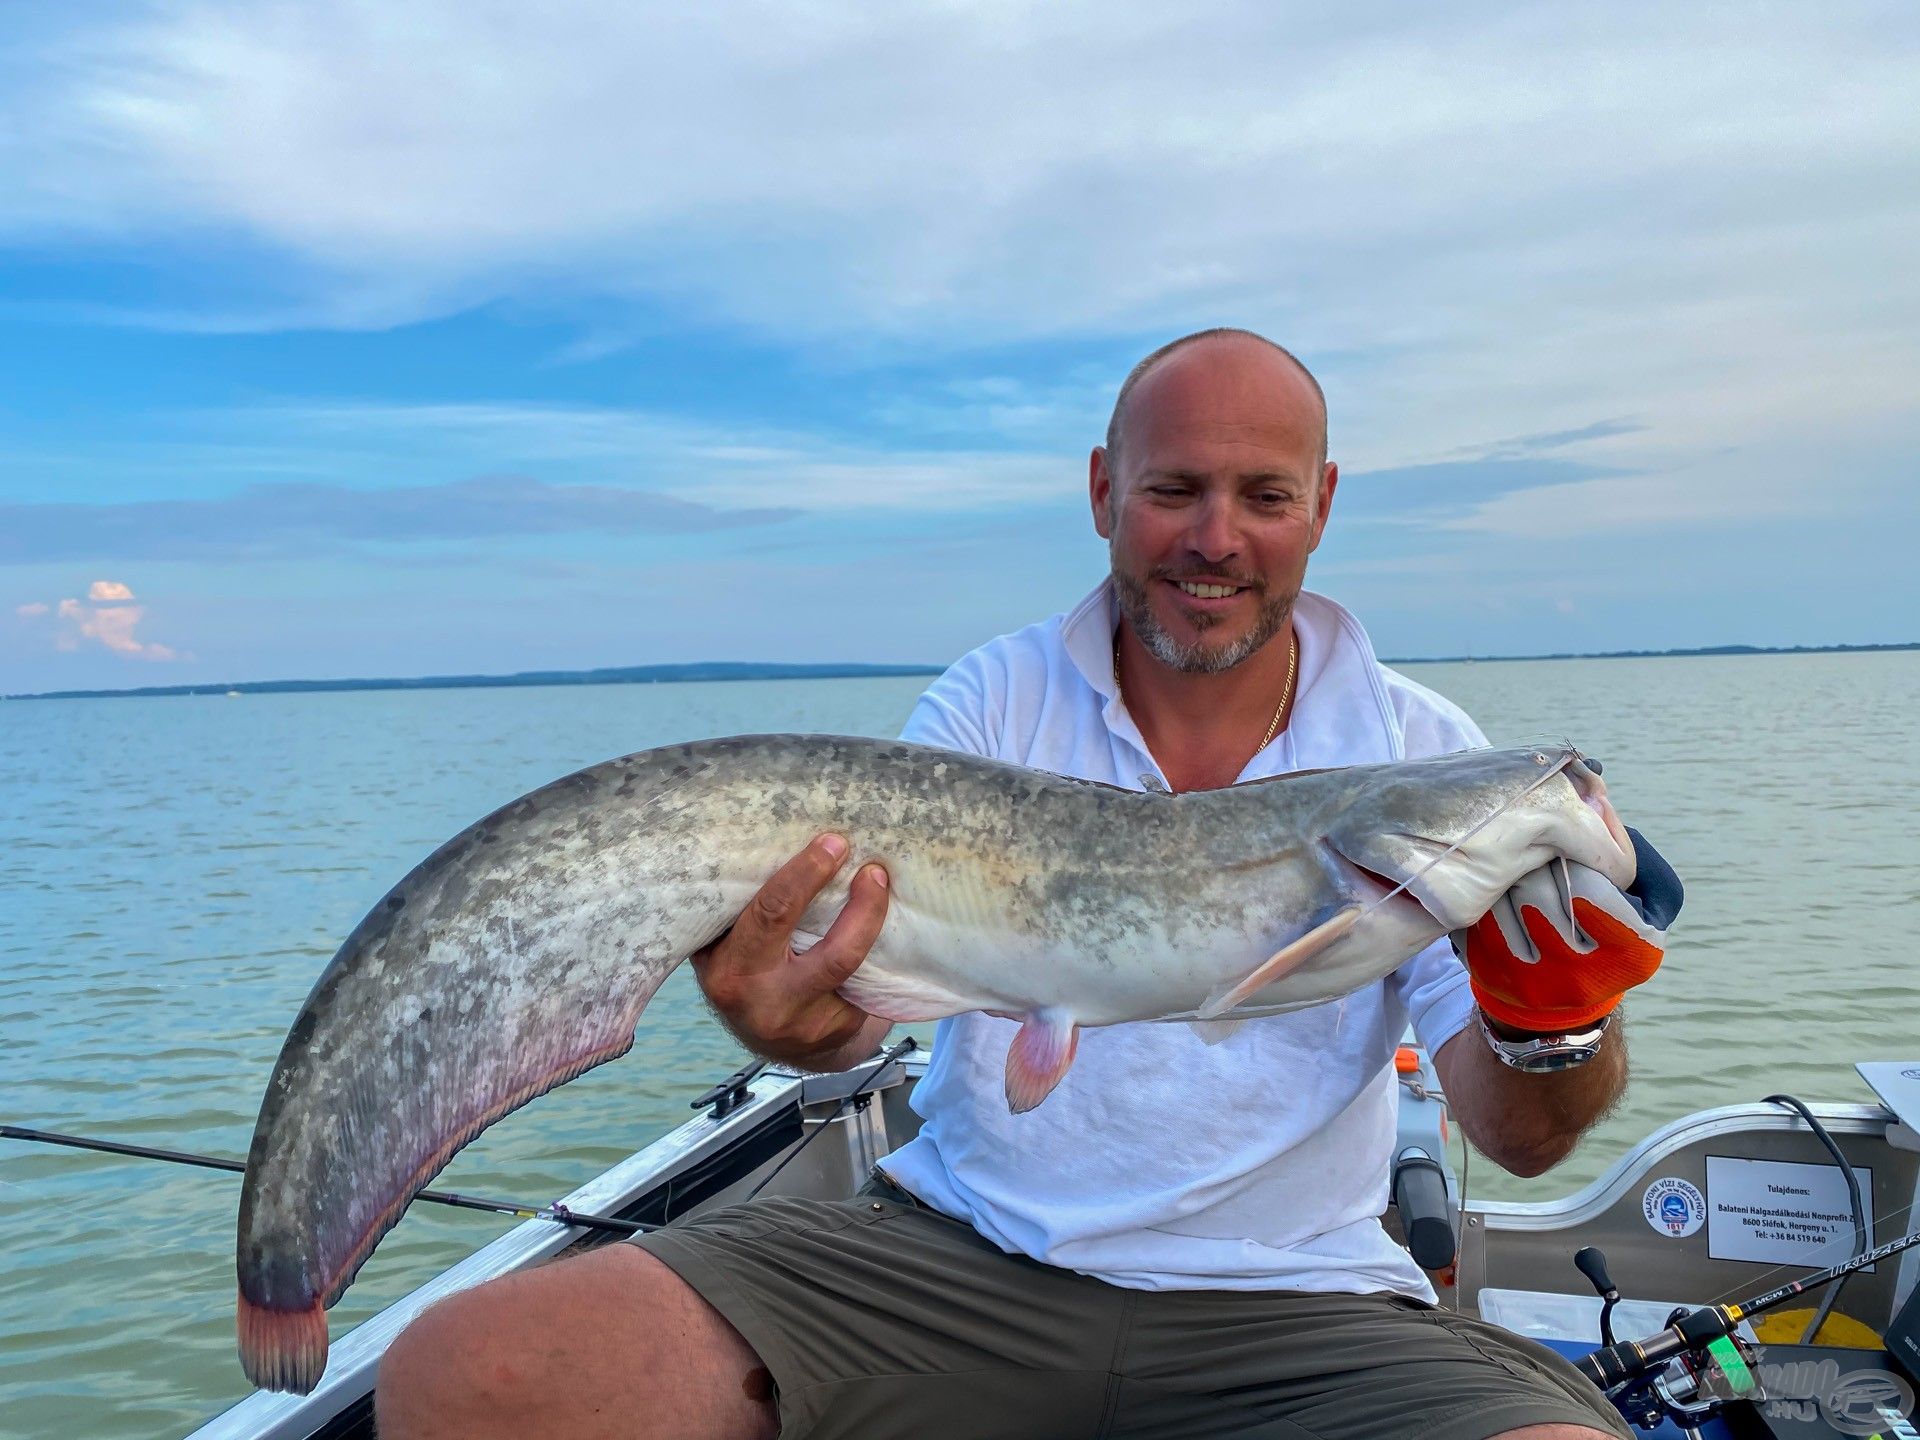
[1,3,1915,537]
[203,400,1084,513]
[26,587,183,660]
[6,6,1914,341]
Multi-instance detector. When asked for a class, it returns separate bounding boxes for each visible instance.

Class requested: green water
[2,654,1916,1437]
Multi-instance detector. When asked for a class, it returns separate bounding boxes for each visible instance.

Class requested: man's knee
[376,1244,774,1440]
[377,1264,577,1436]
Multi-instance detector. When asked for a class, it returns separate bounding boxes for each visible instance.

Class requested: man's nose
[1186,495,1241,561]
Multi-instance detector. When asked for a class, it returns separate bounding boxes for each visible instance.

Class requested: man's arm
[1434,827,1680,1175]
[1431,1013,1626,1178]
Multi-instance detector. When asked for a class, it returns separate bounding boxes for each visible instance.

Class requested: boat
[183,1043,1920,1440]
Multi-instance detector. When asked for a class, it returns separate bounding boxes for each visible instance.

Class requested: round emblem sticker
[1642,1177,1706,1238]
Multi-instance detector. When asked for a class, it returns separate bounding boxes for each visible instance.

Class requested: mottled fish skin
[236,736,1633,1392]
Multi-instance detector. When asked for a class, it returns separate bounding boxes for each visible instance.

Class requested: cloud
[19,583,182,660]
[1,398,1087,540]
[1435,468,1807,540]
[246,400,1081,510]
[1458,420,1647,461]
[2,5,1911,350]
[0,1,1914,681]
[1335,456,1627,528]
[0,473,801,563]
[0,0,1907,510]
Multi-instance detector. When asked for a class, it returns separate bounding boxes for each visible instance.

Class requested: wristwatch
[1478,1009,1612,1073]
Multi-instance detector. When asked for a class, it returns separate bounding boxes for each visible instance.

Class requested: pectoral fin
[1004,1007,1079,1112]
[1186,1017,1248,1045]
[1197,906,1364,1020]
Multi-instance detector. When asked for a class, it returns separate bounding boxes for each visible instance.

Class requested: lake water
[3,653,1917,1438]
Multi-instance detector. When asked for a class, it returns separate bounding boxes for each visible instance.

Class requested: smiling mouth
[1163,577,1252,602]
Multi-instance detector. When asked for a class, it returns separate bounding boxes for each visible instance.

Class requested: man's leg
[1113,1290,1632,1440]
[376,1244,776,1440]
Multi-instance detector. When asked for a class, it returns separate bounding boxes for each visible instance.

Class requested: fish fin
[1187,1017,1248,1045]
[237,1293,328,1396]
[1197,906,1364,1020]
[1004,1008,1079,1112]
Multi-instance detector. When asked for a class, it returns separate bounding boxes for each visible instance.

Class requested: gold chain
[1111,628,1298,751]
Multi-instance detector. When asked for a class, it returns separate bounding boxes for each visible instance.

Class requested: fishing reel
[1573,1246,1760,1435]
[1609,1315,1760,1435]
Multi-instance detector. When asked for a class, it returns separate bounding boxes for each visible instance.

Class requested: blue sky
[3,2,1916,693]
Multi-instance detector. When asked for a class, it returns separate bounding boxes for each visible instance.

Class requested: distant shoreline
[1388,640,1920,666]
[5,641,1914,702]
[3,661,945,702]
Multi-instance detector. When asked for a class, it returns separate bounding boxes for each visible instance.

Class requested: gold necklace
[1111,628,1298,751]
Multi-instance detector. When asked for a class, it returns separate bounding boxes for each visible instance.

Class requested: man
[378,329,1676,1440]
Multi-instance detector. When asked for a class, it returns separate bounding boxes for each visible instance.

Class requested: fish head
[1321,745,1635,932]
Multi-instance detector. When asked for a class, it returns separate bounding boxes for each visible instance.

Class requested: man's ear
[1090,446,1115,539]
[1307,460,1338,551]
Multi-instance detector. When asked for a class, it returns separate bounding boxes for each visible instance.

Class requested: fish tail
[238,1290,329,1395]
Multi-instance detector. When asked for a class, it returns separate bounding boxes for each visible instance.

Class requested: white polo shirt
[879,581,1485,1299]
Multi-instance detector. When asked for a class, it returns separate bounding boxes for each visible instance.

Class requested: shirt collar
[1061,578,1122,700]
[1057,577,1401,777]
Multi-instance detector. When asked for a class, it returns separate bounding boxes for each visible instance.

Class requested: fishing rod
[1577,1223,1920,1391]
[0,1123,656,1237]
[1,1037,919,1238]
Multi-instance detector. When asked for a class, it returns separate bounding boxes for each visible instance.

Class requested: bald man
[377,329,1667,1440]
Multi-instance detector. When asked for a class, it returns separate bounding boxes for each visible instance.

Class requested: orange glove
[1453,827,1681,1033]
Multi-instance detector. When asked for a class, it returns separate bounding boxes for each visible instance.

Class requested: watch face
[1514,1044,1600,1073]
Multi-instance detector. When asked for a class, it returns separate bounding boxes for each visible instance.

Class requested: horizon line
[6,640,1916,702]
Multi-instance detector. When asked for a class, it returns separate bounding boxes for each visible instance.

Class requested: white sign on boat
[1706,1155,1875,1268]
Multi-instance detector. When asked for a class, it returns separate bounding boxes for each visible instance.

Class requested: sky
[2,2,1916,694]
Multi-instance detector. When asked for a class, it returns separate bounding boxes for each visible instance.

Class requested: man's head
[1092,328,1337,674]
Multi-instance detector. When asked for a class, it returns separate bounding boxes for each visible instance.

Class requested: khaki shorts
[629,1173,1629,1440]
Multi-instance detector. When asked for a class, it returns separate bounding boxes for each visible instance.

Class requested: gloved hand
[1451,826,1683,1034]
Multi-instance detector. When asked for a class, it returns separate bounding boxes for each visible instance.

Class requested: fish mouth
[1566,755,1636,884]
[1315,745,1640,938]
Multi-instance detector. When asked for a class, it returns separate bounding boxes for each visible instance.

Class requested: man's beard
[1111,566,1294,674]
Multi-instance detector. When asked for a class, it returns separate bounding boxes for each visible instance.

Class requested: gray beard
[1111,568,1293,674]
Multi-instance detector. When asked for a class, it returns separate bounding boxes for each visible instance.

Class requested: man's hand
[692,833,893,1070]
[1452,827,1684,1034]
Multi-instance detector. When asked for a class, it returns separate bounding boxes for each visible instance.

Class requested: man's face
[1091,339,1337,674]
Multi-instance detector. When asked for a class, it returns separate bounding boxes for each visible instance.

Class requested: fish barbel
[236,735,1637,1392]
